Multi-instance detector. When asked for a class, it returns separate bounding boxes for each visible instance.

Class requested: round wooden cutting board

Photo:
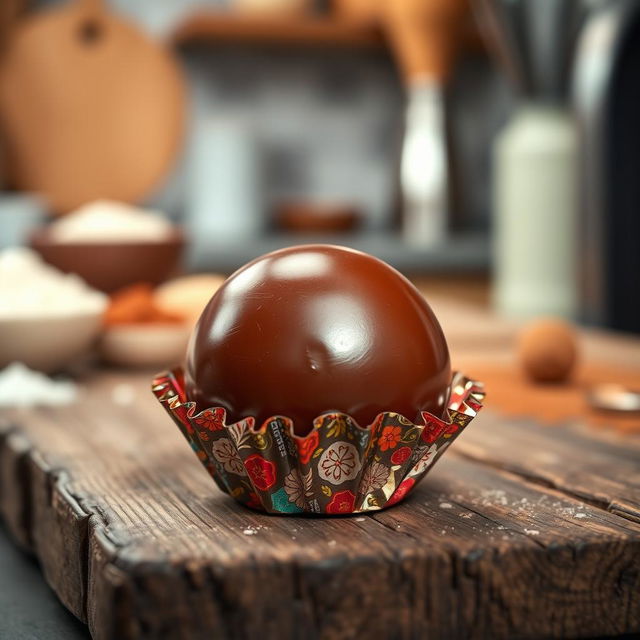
[0,0,186,214]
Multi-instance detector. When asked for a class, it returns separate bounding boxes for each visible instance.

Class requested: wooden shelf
[187,231,490,274]
[170,11,485,53]
[171,11,384,49]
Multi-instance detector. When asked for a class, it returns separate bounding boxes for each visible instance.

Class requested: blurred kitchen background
[1,0,639,353]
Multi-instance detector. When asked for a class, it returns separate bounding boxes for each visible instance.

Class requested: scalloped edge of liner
[152,368,486,442]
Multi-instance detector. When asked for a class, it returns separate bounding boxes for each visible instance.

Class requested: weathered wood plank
[373,458,640,639]
[0,425,32,550]
[0,372,639,640]
[29,451,90,621]
[455,412,640,523]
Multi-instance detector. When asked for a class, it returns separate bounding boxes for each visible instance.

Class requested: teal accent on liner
[271,487,304,514]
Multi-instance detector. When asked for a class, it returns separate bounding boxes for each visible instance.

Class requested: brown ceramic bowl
[30,229,185,293]
[275,202,362,234]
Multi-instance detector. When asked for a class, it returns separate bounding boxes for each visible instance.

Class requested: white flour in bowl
[0,248,107,318]
[49,200,173,243]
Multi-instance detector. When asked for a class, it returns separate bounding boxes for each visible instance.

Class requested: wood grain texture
[1,371,639,640]
[455,412,640,523]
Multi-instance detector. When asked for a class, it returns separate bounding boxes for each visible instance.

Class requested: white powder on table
[0,362,77,407]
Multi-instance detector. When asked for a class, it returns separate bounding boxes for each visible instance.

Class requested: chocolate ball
[517,318,578,383]
[185,245,451,435]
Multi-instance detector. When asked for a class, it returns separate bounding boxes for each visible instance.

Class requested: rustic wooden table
[1,292,639,640]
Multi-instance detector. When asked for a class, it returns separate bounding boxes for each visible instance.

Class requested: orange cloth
[457,361,640,433]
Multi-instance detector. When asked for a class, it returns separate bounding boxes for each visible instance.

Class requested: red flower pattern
[325,490,356,514]
[378,426,402,451]
[443,423,459,438]
[246,492,262,509]
[421,420,460,444]
[390,446,412,465]
[195,408,225,431]
[386,478,416,507]
[245,454,277,491]
[421,422,443,444]
[296,430,320,465]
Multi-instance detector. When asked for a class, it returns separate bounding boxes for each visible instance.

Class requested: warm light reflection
[269,251,333,280]
[309,293,373,363]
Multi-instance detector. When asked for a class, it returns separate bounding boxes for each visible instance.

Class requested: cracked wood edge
[0,425,32,550]
[1,418,640,640]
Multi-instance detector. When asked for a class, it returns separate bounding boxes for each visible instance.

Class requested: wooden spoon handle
[0,0,27,52]
[77,0,106,16]
[382,0,469,84]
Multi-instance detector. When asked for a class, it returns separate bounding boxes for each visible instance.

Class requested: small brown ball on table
[517,318,579,384]
[185,245,451,436]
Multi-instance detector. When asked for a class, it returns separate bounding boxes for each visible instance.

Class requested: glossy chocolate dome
[185,245,451,435]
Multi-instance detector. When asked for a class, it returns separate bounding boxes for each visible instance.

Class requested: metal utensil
[475,0,593,101]
[400,81,448,246]
[381,0,468,247]
[588,384,640,413]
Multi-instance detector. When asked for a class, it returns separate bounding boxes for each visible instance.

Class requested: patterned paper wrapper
[152,369,484,515]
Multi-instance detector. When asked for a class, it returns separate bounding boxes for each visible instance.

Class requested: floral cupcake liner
[152,369,484,515]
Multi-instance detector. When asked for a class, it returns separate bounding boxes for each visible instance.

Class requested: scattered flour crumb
[574,513,586,519]
[459,512,473,519]
[439,502,453,509]
[524,529,540,536]
[476,489,508,507]
[243,525,266,536]
[355,517,366,522]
